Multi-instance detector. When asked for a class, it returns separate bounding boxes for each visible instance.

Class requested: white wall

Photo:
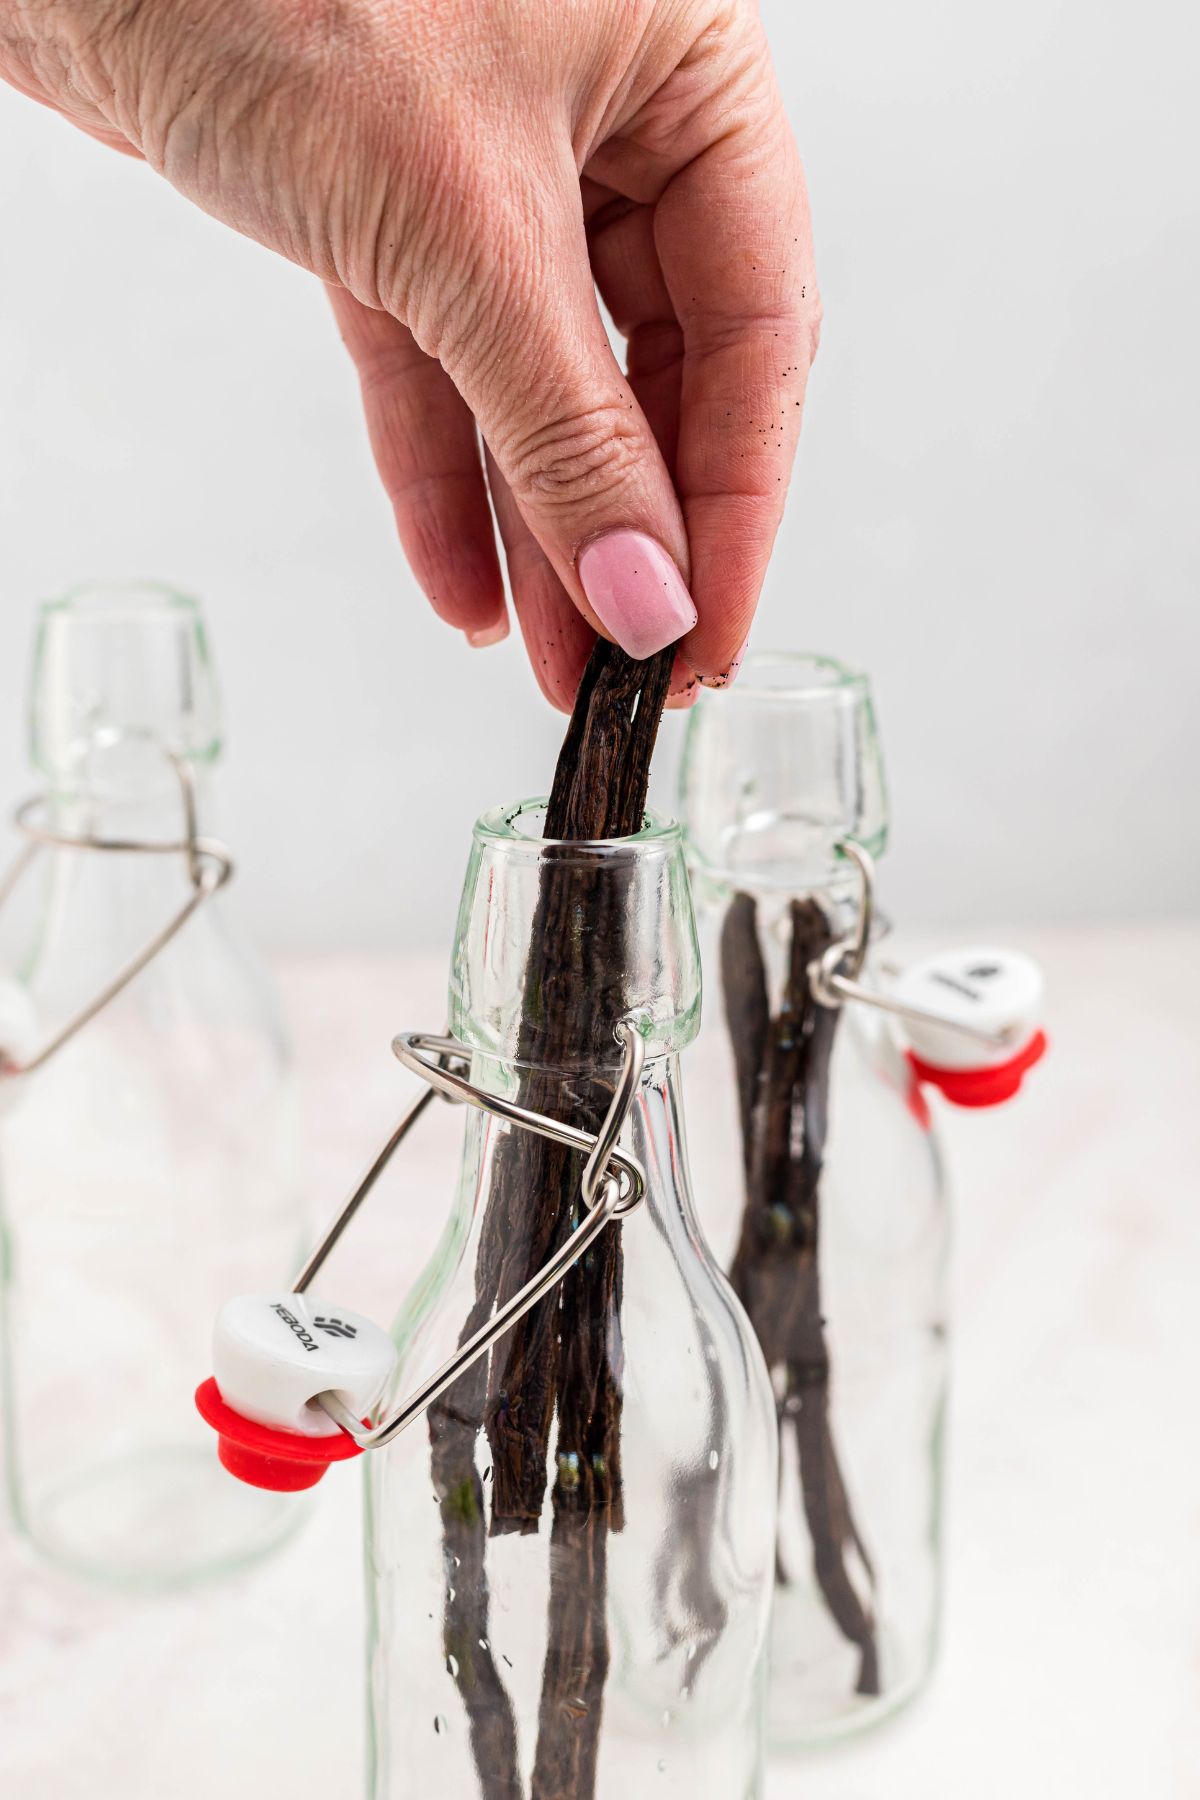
[1,0,1195,951]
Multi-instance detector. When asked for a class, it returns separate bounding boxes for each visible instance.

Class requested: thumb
[434,183,697,663]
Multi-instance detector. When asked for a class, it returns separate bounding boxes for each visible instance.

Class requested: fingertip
[530,643,588,713]
[541,680,575,716]
[464,611,510,649]
[664,647,700,710]
[402,510,505,636]
[679,518,762,685]
[325,289,509,645]
[697,634,749,691]
[511,571,595,714]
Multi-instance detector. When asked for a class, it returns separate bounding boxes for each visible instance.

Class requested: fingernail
[578,530,697,660]
[700,635,749,690]
[465,615,509,649]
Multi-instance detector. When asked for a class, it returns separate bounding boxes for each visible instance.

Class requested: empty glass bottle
[0,580,305,1585]
[679,652,948,1744]
[366,800,777,1798]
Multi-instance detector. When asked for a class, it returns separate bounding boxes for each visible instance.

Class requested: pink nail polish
[465,616,509,648]
[578,531,697,661]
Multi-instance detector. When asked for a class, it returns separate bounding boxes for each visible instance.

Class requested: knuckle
[410,257,493,367]
[506,402,645,511]
[396,160,512,358]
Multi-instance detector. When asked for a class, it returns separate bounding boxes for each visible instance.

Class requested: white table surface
[2,922,1197,1799]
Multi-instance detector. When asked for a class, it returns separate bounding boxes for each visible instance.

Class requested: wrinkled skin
[2,0,819,707]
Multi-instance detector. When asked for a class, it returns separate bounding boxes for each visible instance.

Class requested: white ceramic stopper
[213,1293,398,1438]
[892,947,1044,1071]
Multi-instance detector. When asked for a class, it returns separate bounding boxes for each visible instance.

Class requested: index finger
[654,63,819,684]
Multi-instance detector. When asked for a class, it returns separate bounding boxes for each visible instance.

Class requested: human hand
[2,0,819,708]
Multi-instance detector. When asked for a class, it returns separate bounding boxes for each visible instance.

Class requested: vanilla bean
[522,644,672,1789]
[723,893,880,1697]
[649,1372,731,1688]
[428,1367,523,1794]
[483,641,672,1535]
[433,641,674,1796]
[719,890,770,1170]
[529,1242,619,1800]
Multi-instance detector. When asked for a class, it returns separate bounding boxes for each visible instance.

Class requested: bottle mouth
[31,579,222,782]
[452,798,700,1066]
[41,579,204,625]
[716,650,871,706]
[39,726,202,814]
[680,649,889,889]
[475,799,683,859]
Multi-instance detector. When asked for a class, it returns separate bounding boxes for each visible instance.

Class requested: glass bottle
[366,800,778,1799]
[0,580,305,1585]
[678,652,948,1744]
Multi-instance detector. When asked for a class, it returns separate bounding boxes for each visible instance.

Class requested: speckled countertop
[2,924,1196,1799]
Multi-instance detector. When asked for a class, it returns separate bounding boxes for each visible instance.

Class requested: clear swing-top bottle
[0,580,305,1586]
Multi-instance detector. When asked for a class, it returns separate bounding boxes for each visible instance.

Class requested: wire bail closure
[291,1022,647,1453]
[0,751,234,1077]
[809,840,1018,1052]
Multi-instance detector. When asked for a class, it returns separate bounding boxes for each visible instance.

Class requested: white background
[1,0,1196,950]
[0,11,1197,1796]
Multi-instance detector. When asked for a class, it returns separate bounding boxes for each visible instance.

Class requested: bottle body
[688,895,948,1741]
[365,802,777,1799]
[680,653,948,1742]
[0,582,305,1584]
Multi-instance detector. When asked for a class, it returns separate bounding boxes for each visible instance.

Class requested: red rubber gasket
[195,1377,364,1491]
[907,1029,1048,1109]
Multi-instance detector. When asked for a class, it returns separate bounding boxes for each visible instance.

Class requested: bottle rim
[30,579,222,779]
[40,578,204,623]
[474,797,682,860]
[713,649,870,706]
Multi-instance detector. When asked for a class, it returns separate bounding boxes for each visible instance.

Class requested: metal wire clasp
[293,1021,647,1451]
[809,840,1017,1051]
[0,751,233,1077]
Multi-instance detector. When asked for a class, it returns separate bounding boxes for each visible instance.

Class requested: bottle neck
[679,652,890,881]
[44,779,211,845]
[17,585,226,997]
[691,858,860,932]
[628,1052,696,1229]
[18,764,216,999]
[450,804,702,1072]
[464,1044,696,1236]
[40,722,213,841]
